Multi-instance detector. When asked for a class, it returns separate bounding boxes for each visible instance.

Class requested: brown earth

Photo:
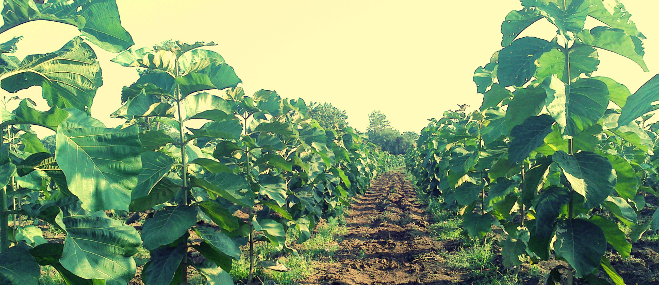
[301,171,467,285]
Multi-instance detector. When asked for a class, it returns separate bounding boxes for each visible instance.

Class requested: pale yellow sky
[2,0,659,134]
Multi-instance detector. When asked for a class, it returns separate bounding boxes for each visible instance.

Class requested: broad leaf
[601,153,638,199]
[587,0,644,39]
[577,26,647,71]
[554,219,606,278]
[0,0,133,52]
[188,119,243,141]
[619,74,659,126]
[1,37,101,112]
[129,178,179,212]
[131,152,175,201]
[113,90,174,118]
[254,219,286,249]
[0,243,40,285]
[141,205,198,251]
[521,156,552,205]
[197,201,240,232]
[60,210,142,284]
[543,76,609,137]
[480,84,512,111]
[463,212,492,239]
[183,92,233,121]
[194,226,241,260]
[509,114,555,164]
[553,151,615,209]
[177,49,242,92]
[191,173,254,207]
[533,186,570,240]
[197,261,235,285]
[259,174,288,207]
[498,37,554,87]
[143,242,186,285]
[139,130,175,152]
[594,76,630,108]
[56,125,142,211]
[588,215,631,259]
[501,8,542,46]
[454,179,481,205]
[5,100,69,130]
[602,196,637,225]
[505,86,546,131]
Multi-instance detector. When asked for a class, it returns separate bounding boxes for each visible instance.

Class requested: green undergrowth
[407,171,542,285]
[230,215,347,284]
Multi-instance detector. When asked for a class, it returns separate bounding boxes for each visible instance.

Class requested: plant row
[0,1,385,284]
[407,0,659,284]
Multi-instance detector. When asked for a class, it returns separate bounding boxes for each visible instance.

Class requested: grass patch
[230,216,347,284]
[443,242,495,270]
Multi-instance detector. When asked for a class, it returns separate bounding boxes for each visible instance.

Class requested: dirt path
[303,171,464,285]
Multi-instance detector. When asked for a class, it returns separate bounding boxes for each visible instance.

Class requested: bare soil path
[302,171,464,285]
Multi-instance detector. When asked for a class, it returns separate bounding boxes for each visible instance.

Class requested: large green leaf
[522,156,552,205]
[594,77,630,109]
[0,0,133,52]
[533,186,570,239]
[139,130,175,152]
[480,84,512,111]
[131,152,174,200]
[587,0,644,39]
[188,119,243,141]
[29,243,105,285]
[197,201,240,232]
[613,121,653,153]
[501,8,542,46]
[600,153,638,199]
[142,243,186,285]
[588,215,631,259]
[553,151,615,209]
[183,92,234,121]
[60,210,142,284]
[454,181,480,206]
[577,26,647,71]
[0,243,40,285]
[497,37,554,87]
[543,76,609,137]
[505,86,546,131]
[112,90,174,119]
[1,37,101,112]
[141,205,198,251]
[554,219,606,278]
[56,125,142,211]
[194,226,241,260]
[619,74,659,126]
[177,49,242,94]
[254,219,286,249]
[602,196,637,225]
[463,212,492,239]
[191,173,254,207]
[524,0,590,35]
[259,174,287,207]
[196,261,235,285]
[509,114,555,164]
[4,100,69,130]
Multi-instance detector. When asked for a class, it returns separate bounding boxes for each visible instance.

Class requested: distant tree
[308,102,349,131]
[366,110,416,155]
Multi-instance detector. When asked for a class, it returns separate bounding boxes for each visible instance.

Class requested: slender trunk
[0,129,7,252]
[248,208,255,284]
[174,60,189,285]
[0,184,7,252]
